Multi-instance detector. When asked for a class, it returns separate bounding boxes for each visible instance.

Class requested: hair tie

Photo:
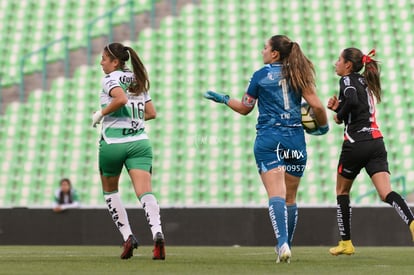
[362,49,376,64]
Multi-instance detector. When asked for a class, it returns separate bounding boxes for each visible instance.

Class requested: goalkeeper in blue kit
[204,35,328,263]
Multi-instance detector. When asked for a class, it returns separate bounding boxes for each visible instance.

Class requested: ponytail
[269,35,315,92]
[285,42,316,92]
[342,48,382,103]
[105,43,150,96]
[362,50,381,103]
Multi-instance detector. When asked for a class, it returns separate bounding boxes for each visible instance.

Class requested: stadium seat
[0,0,413,207]
[0,0,156,87]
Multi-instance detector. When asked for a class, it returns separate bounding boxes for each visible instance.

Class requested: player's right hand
[92,110,103,128]
[327,95,339,111]
[203,90,230,105]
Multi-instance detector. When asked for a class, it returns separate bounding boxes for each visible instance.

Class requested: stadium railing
[19,36,70,101]
[355,175,408,204]
[86,0,136,65]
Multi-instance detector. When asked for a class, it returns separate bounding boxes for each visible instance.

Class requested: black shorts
[337,138,389,179]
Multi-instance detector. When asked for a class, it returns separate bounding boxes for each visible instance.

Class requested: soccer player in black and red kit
[327,48,414,255]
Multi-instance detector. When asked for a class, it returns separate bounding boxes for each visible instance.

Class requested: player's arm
[204,73,258,115]
[302,86,328,127]
[336,87,357,121]
[92,87,128,127]
[144,100,156,120]
[203,90,255,115]
[227,93,256,115]
[102,87,128,115]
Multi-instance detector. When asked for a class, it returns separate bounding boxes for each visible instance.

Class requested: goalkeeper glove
[203,90,230,105]
[306,124,329,136]
[92,110,103,128]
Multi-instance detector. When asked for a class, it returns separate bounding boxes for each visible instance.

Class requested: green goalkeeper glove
[306,124,329,136]
[203,90,230,105]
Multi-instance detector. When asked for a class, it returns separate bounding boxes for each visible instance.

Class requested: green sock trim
[103,190,118,195]
[138,192,154,201]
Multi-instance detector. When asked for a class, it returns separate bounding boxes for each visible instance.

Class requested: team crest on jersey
[343,76,350,86]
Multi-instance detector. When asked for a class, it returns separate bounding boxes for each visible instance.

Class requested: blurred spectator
[53,178,80,212]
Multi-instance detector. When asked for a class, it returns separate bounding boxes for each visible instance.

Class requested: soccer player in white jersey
[92,42,165,260]
[204,35,329,263]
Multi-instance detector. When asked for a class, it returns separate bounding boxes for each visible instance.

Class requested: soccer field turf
[1,246,413,275]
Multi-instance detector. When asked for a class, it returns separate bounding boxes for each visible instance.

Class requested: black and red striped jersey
[336,72,382,142]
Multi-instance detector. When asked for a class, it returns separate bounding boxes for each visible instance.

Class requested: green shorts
[99,138,153,176]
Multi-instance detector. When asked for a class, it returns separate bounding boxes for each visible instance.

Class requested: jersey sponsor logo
[122,127,143,136]
[357,126,380,133]
[119,75,134,85]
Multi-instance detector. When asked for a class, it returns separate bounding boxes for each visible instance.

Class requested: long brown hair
[269,35,315,92]
[105,42,150,95]
[342,48,381,103]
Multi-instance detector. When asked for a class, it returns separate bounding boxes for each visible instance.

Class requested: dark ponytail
[342,48,381,102]
[105,43,150,95]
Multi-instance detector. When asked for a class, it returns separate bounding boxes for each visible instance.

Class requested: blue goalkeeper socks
[268,196,288,248]
[287,203,298,247]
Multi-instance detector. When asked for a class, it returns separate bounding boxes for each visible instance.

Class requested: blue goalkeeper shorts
[253,127,307,177]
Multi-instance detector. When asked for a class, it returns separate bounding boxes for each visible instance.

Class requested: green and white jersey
[100,69,150,144]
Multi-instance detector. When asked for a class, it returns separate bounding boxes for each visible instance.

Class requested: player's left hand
[333,114,343,124]
[92,110,103,127]
[306,124,329,136]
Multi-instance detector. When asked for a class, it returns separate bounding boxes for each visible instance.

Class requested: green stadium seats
[0,0,155,87]
[0,0,413,207]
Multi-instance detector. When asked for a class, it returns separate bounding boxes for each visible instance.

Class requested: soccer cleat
[121,235,138,259]
[152,232,166,260]
[410,221,414,242]
[329,240,355,256]
[276,243,291,264]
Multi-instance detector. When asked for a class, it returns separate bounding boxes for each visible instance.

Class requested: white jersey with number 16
[100,69,150,144]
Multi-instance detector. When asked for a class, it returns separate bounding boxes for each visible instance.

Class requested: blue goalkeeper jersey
[246,62,302,131]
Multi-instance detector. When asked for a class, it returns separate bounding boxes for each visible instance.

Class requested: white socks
[140,193,163,239]
[104,191,163,241]
[104,192,133,242]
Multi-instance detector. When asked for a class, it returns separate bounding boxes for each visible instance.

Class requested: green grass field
[1,246,413,275]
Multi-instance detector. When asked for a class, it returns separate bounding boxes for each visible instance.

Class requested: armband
[242,94,256,108]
